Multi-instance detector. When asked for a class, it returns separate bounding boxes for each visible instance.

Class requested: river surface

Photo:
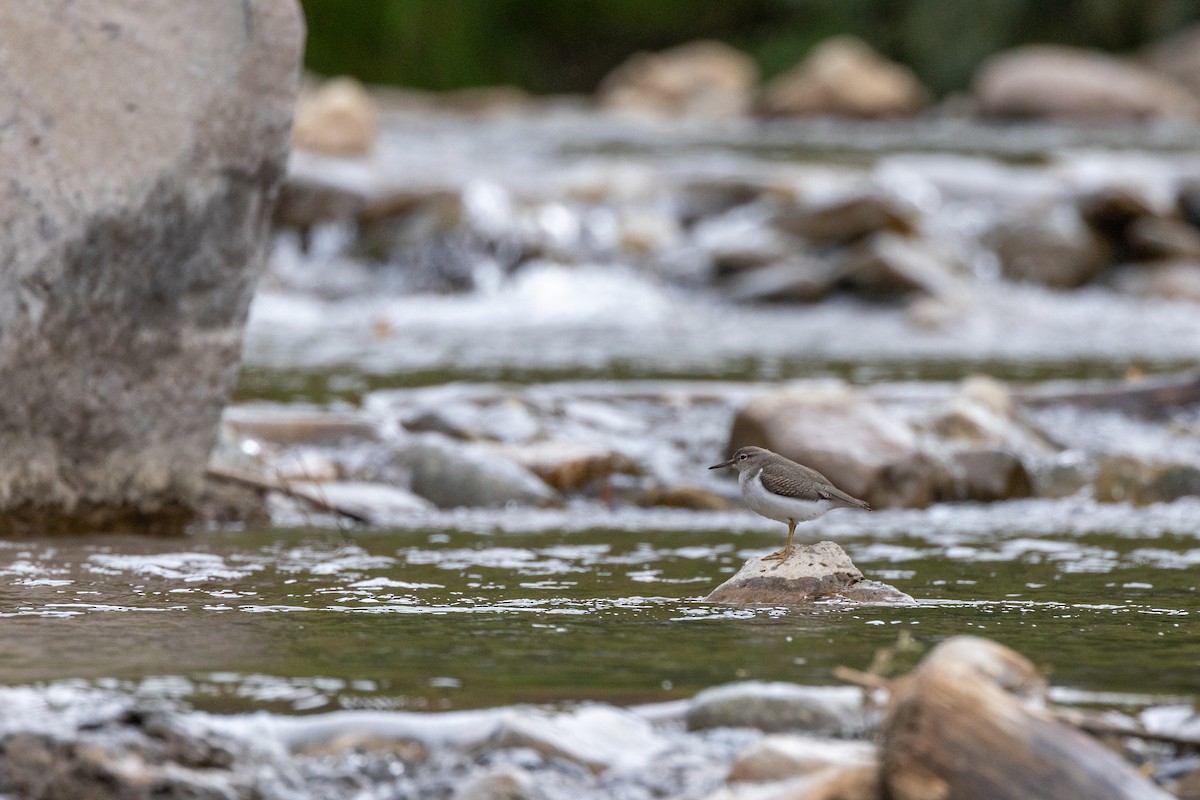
[3,112,1200,798]
[1,499,1196,714]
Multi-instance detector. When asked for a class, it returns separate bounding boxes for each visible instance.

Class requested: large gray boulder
[0,1,304,532]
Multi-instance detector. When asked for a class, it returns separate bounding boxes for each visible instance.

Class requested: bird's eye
[738,453,748,460]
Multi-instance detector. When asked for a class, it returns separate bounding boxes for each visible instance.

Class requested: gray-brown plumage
[709,446,870,561]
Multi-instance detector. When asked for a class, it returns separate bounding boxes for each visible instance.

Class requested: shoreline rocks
[1,636,1189,799]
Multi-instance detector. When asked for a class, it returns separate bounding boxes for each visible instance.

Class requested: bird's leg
[763,520,797,562]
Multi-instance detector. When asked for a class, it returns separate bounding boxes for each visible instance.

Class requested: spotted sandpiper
[709,446,871,561]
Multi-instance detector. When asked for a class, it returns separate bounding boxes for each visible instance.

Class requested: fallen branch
[1018,372,1200,420]
[1053,705,1200,750]
[204,465,372,525]
[832,665,892,691]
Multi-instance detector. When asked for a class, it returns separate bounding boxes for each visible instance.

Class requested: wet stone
[1112,260,1200,303]
[490,705,668,774]
[402,434,562,509]
[773,193,916,246]
[292,76,379,158]
[759,35,927,118]
[728,384,922,506]
[686,679,870,736]
[498,441,639,492]
[223,407,380,447]
[727,734,877,783]
[285,481,435,522]
[839,232,963,299]
[724,256,841,303]
[598,39,758,121]
[950,449,1034,503]
[451,765,536,800]
[634,485,732,511]
[705,541,914,607]
[973,45,1200,120]
[986,204,1111,288]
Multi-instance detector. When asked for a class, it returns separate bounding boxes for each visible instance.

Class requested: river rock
[1094,456,1200,505]
[285,481,434,522]
[402,434,561,509]
[1078,187,1156,246]
[1126,217,1200,260]
[273,171,371,241]
[973,45,1200,119]
[925,376,1056,453]
[686,679,870,735]
[728,385,925,506]
[292,76,379,157]
[402,397,541,443]
[1178,180,1200,229]
[634,485,732,511]
[693,206,794,274]
[498,441,639,492]
[724,256,842,303]
[223,407,381,446]
[706,764,881,800]
[774,193,917,245]
[0,707,269,800]
[705,541,914,607]
[451,766,536,800]
[882,636,1174,800]
[598,40,758,121]
[1112,260,1200,303]
[0,1,303,533]
[491,705,667,774]
[1143,24,1200,98]
[728,735,876,782]
[986,205,1111,288]
[760,36,927,118]
[950,449,1033,502]
[839,233,962,299]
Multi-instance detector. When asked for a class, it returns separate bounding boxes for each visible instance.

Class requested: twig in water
[204,465,372,525]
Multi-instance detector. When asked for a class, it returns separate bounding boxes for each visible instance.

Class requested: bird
[709,445,870,562]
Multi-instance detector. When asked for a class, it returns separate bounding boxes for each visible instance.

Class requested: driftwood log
[882,636,1173,800]
[1018,372,1200,420]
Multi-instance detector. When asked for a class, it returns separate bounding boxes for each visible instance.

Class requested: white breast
[739,467,833,524]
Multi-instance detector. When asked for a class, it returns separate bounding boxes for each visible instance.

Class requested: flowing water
[3,113,1200,796]
[2,500,1196,716]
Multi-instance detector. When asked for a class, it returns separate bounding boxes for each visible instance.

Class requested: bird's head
[708,446,772,474]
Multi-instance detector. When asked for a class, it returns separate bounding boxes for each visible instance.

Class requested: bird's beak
[708,459,733,470]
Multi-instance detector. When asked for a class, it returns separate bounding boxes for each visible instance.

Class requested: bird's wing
[762,461,871,510]
[758,462,823,501]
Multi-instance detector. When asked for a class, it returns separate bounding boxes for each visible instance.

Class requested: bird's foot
[762,548,792,562]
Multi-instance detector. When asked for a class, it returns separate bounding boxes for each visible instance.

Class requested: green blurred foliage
[300,0,1200,96]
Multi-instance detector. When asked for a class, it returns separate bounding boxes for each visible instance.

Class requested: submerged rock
[0,0,303,533]
[705,541,914,607]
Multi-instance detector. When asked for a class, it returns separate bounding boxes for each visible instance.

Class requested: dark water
[1,505,1195,714]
